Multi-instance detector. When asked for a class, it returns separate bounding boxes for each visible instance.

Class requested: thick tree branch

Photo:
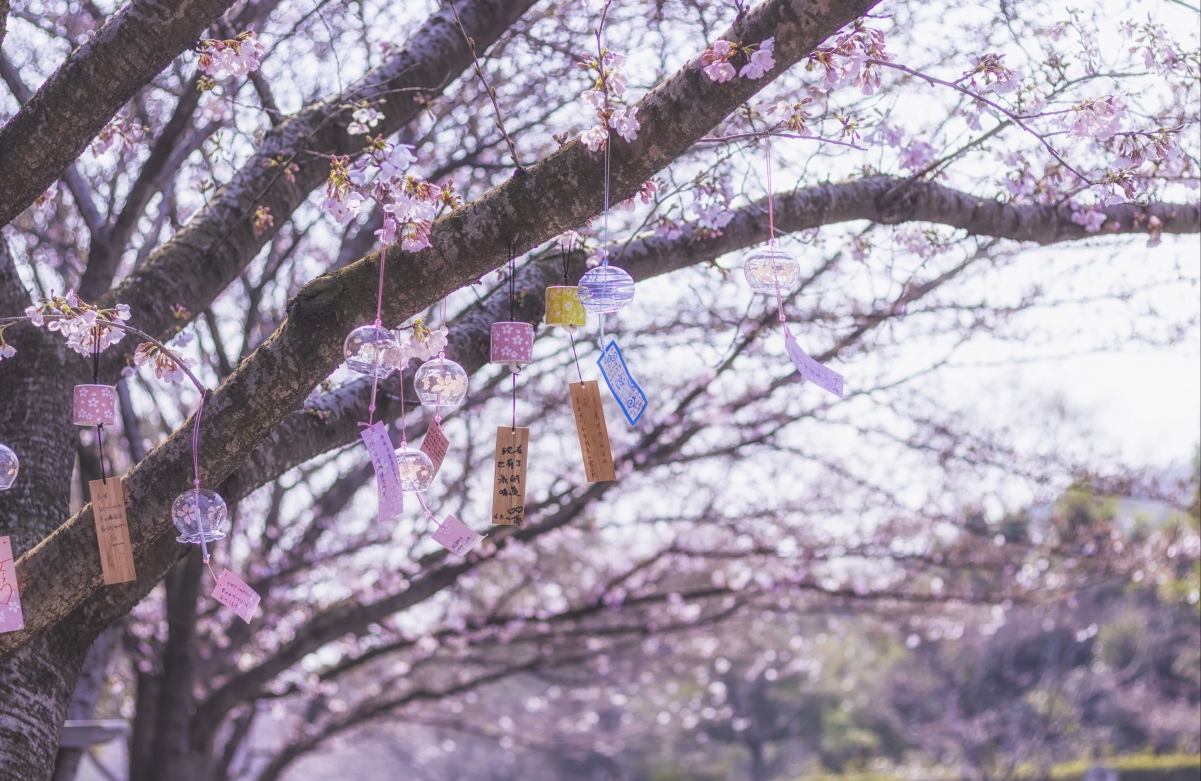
[0,0,241,228]
[0,0,880,659]
[91,0,542,378]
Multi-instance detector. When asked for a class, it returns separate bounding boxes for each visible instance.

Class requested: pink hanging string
[765,135,790,338]
[415,491,443,528]
[361,250,389,428]
[191,389,217,569]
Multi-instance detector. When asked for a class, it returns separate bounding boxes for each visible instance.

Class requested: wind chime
[743,138,844,398]
[169,391,262,622]
[343,250,484,557]
[489,246,532,527]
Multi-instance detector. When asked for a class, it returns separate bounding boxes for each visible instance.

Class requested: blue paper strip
[597,340,648,426]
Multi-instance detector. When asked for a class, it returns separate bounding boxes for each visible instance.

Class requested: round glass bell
[414,358,468,408]
[742,245,801,295]
[343,325,400,378]
[0,443,18,491]
[396,449,435,492]
[577,265,635,313]
[171,487,230,544]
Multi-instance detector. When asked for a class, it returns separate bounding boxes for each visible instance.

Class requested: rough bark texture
[0,0,240,228]
[0,244,95,780]
[92,0,540,379]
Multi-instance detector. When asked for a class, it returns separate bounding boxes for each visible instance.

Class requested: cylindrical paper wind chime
[491,245,536,373]
[545,239,586,334]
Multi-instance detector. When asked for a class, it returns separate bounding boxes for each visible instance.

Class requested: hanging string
[415,491,442,528]
[92,326,109,484]
[397,364,408,451]
[190,388,216,570]
[765,135,789,336]
[568,332,585,384]
[361,250,389,428]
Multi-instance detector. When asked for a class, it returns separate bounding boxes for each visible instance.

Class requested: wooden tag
[211,570,261,623]
[491,426,529,526]
[0,536,25,634]
[569,381,616,482]
[89,477,137,584]
[420,419,450,476]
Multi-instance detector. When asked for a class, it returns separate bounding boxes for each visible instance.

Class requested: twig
[448,0,525,174]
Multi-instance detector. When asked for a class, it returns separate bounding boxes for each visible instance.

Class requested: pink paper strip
[361,421,404,522]
[0,537,25,634]
[785,333,844,398]
[432,515,485,557]
[211,570,261,623]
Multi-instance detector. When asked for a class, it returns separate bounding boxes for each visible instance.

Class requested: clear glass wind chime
[577,130,648,428]
[342,247,484,555]
[743,137,844,398]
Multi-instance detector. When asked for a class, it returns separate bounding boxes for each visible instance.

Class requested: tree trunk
[149,553,205,781]
[0,243,99,779]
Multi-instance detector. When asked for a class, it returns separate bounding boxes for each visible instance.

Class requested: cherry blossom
[348,106,384,135]
[22,293,131,357]
[581,125,609,152]
[1065,95,1128,141]
[739,38,775,80]
[197,31,266,82]
[609,107,640,143]
[91,118,145,156]
[578,46,639,147]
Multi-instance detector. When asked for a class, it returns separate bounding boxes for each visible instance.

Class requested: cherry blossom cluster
[196,31,266,83]
[18,292,130,359]
[960,54,1024,95]
[699,37,775,83]
[91,117,145,156]
[806,20,890,95]
[764,97,814,136]
[347,102,385,135]
[395,321,449,368]
[130,336,196,384]
[321,138,460,252]
[578,48,640,152]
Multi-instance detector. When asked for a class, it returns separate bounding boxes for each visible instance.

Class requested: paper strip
[491,426,529,526]
[211,570,261,623]
[569,381,616,482]
[89,477,137,584]
[432,514,486,557]
[0,537,25,634]
[420,419,450,476]
[784,332,844,398]
[360,421,404,522]
[597,340,648,426]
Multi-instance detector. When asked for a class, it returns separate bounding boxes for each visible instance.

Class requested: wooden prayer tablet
[491,426,529,526]
[89,477,137,584]
[569,381,616,483]
[420,419,450,475]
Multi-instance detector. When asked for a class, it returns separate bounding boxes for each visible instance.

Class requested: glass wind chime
[342,249,483,557]
[744,138,844,398]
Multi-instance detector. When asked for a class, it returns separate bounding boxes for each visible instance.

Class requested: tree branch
[0,0,241,228]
